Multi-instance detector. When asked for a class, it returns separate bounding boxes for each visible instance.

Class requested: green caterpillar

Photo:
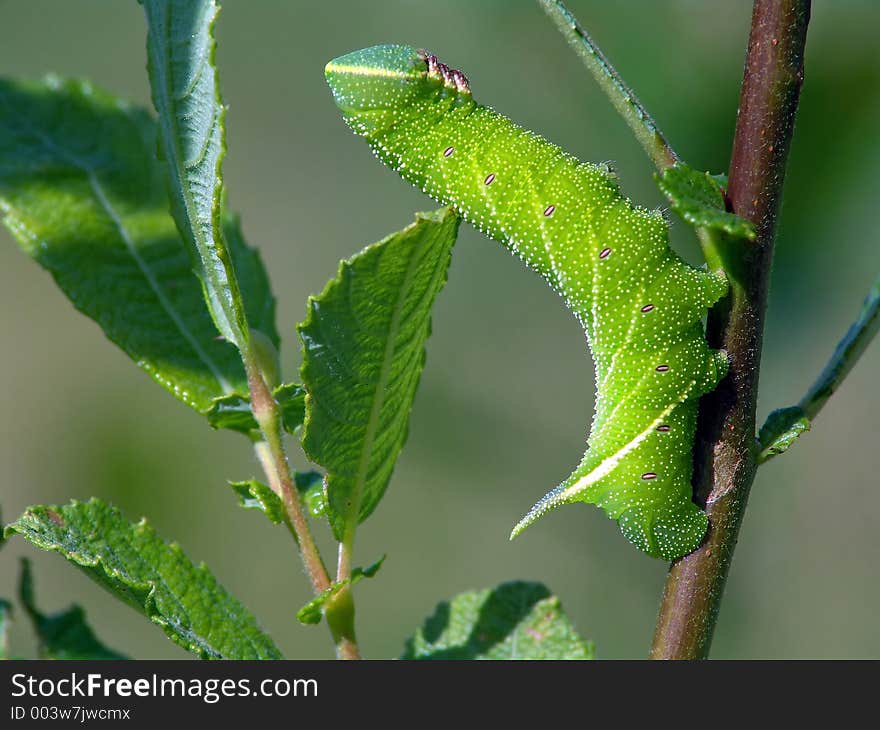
[325,44,728,560]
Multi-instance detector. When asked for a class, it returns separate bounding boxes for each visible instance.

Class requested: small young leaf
[296,556,385,625]
[758,406,811,464]
[231,472,323,531]
[18,558,127,660]
[656,164,755,240]
[0,77,277,422]
[402,581,595,660]
[206,383,306,434]
[140,0,249,352]
[299,208,459,540]
[294,471,327,518]
[205,394,261,433]
[230,480,287,525]
[275,382,308,433]
[5,499,281,659]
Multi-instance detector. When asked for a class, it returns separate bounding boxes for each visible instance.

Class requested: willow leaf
[18,558,127,660]
[402,581,595,660]
[294,471,327,518]
[758,406,810,464]
[140,0,248,351]
[299,208,459,539]
[656,164,755,240]
[5,499,281,660]
[230,480,287,526]
[0,77,277,418]
[231,471,324,530]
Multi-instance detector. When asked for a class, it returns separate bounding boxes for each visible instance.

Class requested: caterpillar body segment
[326,45,728,559]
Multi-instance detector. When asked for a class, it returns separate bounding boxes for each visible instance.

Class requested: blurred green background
[1,1,878,659]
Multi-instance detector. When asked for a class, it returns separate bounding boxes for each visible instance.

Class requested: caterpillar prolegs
[325,44,728,560]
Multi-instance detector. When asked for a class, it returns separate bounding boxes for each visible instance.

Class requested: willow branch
[537,0,680,172]
[537,0,733,274]
[245,359,360,659]
[245,360,331,596]
[651,0,811,660]
[798,273,880,419]
[757,272,879,461]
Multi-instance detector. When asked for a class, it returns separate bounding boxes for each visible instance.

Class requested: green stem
[245,356,362,659]
[651,0,811,660]
[537,0,679,172]
[246,359,330,595]
[537,0,728,277]
[328,540,360,661]
[797,273,879,420]
[756,272,879,460]
[336,535,354,595]
[251,440,299,542]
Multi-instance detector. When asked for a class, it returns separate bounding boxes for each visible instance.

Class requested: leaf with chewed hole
[299,208,459,540]
[18,558,127,660]
[0,77,277,426]
[402,581,594,660]
[656,164,755,240]
[5,499,281,659]
[296,556,385,625]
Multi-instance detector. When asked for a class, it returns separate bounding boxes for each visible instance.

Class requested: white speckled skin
[326,45,728,559]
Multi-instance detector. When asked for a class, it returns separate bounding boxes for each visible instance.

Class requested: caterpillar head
[325,45,424,112]
[325,45,471,134]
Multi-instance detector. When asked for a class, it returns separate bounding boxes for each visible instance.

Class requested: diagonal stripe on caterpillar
[325,44,728,560]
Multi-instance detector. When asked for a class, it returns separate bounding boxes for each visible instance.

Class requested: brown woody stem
[650,0,811,660]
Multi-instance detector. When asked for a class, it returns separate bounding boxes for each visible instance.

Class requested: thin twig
[797,273,879,420]
[537,0,729,273]
[756,272,879,460]
[246,362,331,594]
[651,0,811,660]
[537,0,679,171]
[251,439,300,540]
[245,359,361,659]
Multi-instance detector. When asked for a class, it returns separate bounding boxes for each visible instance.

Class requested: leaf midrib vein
[7,107,233,394]
[151,1,238,345]
[344,229,444,534]
[86,171,233,392]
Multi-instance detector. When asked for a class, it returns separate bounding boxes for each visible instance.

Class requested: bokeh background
[1,0,878,659]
